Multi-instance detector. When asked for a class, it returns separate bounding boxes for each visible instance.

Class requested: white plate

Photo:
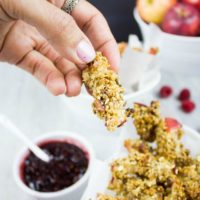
[82,124,200,200]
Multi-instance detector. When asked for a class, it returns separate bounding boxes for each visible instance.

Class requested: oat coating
[82,52,127,131]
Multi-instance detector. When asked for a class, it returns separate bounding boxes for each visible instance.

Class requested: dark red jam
[21,140,89,192]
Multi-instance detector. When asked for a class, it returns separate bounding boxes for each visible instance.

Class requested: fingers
[17,50,66,96]
[0,18,82,97]
[1,0,96,67]
[72,0,120,71]
[64,67,82,97]
[37,40,82,96]
[0,20,35,64]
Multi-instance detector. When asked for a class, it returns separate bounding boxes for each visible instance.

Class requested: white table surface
[0,62,200,199]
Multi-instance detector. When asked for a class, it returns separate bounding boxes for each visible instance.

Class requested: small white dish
[82,124,200,200]
[13,131,95,200]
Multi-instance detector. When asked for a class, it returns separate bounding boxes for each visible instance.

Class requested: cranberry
[181,100,196,113]
[159,86,173,98]
[178,88,191,101]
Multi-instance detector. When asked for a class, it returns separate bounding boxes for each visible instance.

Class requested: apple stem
[177,7,188,17]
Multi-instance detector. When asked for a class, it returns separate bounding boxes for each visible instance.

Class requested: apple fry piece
[82,52,127,131]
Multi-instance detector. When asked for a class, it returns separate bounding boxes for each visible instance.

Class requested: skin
[0,0,120,96]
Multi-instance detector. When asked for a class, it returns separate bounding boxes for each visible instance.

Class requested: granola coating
[133,101,161,142]
[82,52,126,131]
[155,119,191,165]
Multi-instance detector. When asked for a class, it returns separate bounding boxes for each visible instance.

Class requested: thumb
[2,0,96,67]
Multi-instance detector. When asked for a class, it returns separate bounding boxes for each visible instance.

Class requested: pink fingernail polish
[77,40,96,63]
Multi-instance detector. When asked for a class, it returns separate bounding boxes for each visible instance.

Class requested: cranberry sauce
[21,140,89,192]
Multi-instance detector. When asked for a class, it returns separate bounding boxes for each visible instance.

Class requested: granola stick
[82,52,127,131]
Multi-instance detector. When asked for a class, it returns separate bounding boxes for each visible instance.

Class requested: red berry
[178,88,191,101]
[181,100,196,113]
[159,86,173,98]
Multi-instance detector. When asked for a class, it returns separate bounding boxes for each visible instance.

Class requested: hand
[0,0,120,96]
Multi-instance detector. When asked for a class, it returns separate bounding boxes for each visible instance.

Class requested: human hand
[0,0,120,96]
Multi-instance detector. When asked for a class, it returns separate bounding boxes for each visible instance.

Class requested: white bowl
[13,131,95,200]
[82,125,200,200]
[134,8,200,73]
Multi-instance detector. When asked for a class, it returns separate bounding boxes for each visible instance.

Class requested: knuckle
[54,55,64,66]
[25,52,44,76]
[31,58,44,76]
[38,41,52,57]
[49,11,75,39]
[82,12,104,33]
[1,0,20,19]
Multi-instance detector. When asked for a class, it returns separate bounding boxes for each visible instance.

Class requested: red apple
[165,118,182,132]
[162,3,200,36]
[182,0,200,11]
[137,0,177,24]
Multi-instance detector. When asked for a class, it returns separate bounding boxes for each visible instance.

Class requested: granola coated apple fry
[108,148,177,200]
[131,101,161,142]
[155,118,191,165]
[82,52,127,131]
[131,102,192,165]
[97,101,200,200]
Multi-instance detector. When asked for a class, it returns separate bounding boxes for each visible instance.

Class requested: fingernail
[76,40,96,63]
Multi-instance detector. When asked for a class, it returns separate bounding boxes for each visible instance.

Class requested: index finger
[72,0,120,71]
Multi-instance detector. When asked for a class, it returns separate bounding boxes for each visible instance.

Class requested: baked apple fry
[130,101,161,142]
[82,52,127,131]
[97,101,200,200]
